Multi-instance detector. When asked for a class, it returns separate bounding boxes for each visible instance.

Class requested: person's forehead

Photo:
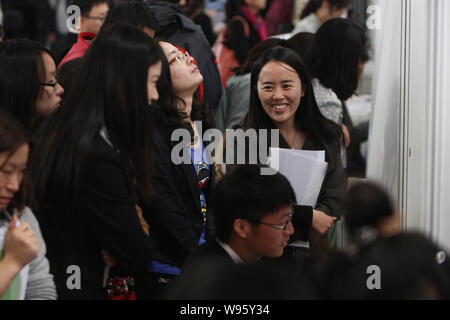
[89,2,109,15]
[160,42,179,56]
[259,61,298,80]
[263,206,292,219]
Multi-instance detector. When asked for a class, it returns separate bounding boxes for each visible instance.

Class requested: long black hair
[31,24,164,207]
[0,111,31,213]
[246,46,341,155]
[0,39,54,132]
[305,18,368,101]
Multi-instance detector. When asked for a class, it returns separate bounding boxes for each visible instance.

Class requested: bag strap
[230,15,250,38]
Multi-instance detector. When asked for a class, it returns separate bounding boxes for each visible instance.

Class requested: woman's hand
[101,249,116,267]
[3,215,39,273]
[341,125,351,148]
[312,210,337,235]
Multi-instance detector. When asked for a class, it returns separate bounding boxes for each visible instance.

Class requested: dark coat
[144,126,216,268]
[35,134,154,299]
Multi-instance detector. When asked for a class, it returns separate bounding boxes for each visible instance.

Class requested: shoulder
[229,15,248,29]
[184,240,231,266]
[18,207,39,230]
[312,79,341,107]
[85,133,120,163]
[226,73,251,90]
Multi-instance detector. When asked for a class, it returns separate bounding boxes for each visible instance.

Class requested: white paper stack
[269,148,328,248]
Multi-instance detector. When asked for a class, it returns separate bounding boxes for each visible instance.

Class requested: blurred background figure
[318,233,450,299]
[344,181,401,248]
[264,0,295,36]
[214,0,267,87]
[166,258,317,299]
[285,31,313,58]
[0,0,56,44]
[0,24,4,41]
[204,0,227,35]
[223,0,267,65]
[305,18,369,175]
[181,0,217,46]
[58,0,110,67]
[291,0,351,35]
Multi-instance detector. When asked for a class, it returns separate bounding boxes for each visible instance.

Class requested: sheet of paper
[275,149,325,162]
[269,148,328,207]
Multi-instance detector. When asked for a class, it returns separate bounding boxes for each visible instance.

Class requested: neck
[176,95,193,122]
[277,118,297,139]
[315,7,329,24]
[227,237,261,264]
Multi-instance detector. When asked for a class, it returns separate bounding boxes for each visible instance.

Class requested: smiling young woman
[245,46,346,254]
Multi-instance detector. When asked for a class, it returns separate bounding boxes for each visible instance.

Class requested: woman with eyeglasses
[29,24,163,300]
[0,39,64,134]
[0,111,56,300]
[140,40,216,299]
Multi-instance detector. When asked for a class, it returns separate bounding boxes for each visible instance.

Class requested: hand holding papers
[269,148,328,249]
[269,148,328,207]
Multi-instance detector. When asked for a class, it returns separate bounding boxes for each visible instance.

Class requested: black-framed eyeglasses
[248,212,293,231]
[38,77,59,88]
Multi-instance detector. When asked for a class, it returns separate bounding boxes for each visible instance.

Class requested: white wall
[367,0,450,250]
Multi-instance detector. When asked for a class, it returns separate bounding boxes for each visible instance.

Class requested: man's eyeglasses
[248,212,293,231]
[169,51,190,65]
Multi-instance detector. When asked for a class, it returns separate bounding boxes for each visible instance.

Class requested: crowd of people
[0,0,449,300]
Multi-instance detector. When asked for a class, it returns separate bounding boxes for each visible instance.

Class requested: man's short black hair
[69,0,110,16]
[212,165,296,243]
[102,1,159,32]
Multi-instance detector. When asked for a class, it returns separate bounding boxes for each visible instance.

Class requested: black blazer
[145,127,216,268]
[35,134,154,299]
[182,239,234,270]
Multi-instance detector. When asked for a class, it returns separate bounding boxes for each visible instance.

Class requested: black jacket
[147,0,222,111]
[145,126,216,268]
[183,239,234,269]
[35,135,154,299]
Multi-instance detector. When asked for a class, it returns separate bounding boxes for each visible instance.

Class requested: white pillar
[367,0,450,250]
